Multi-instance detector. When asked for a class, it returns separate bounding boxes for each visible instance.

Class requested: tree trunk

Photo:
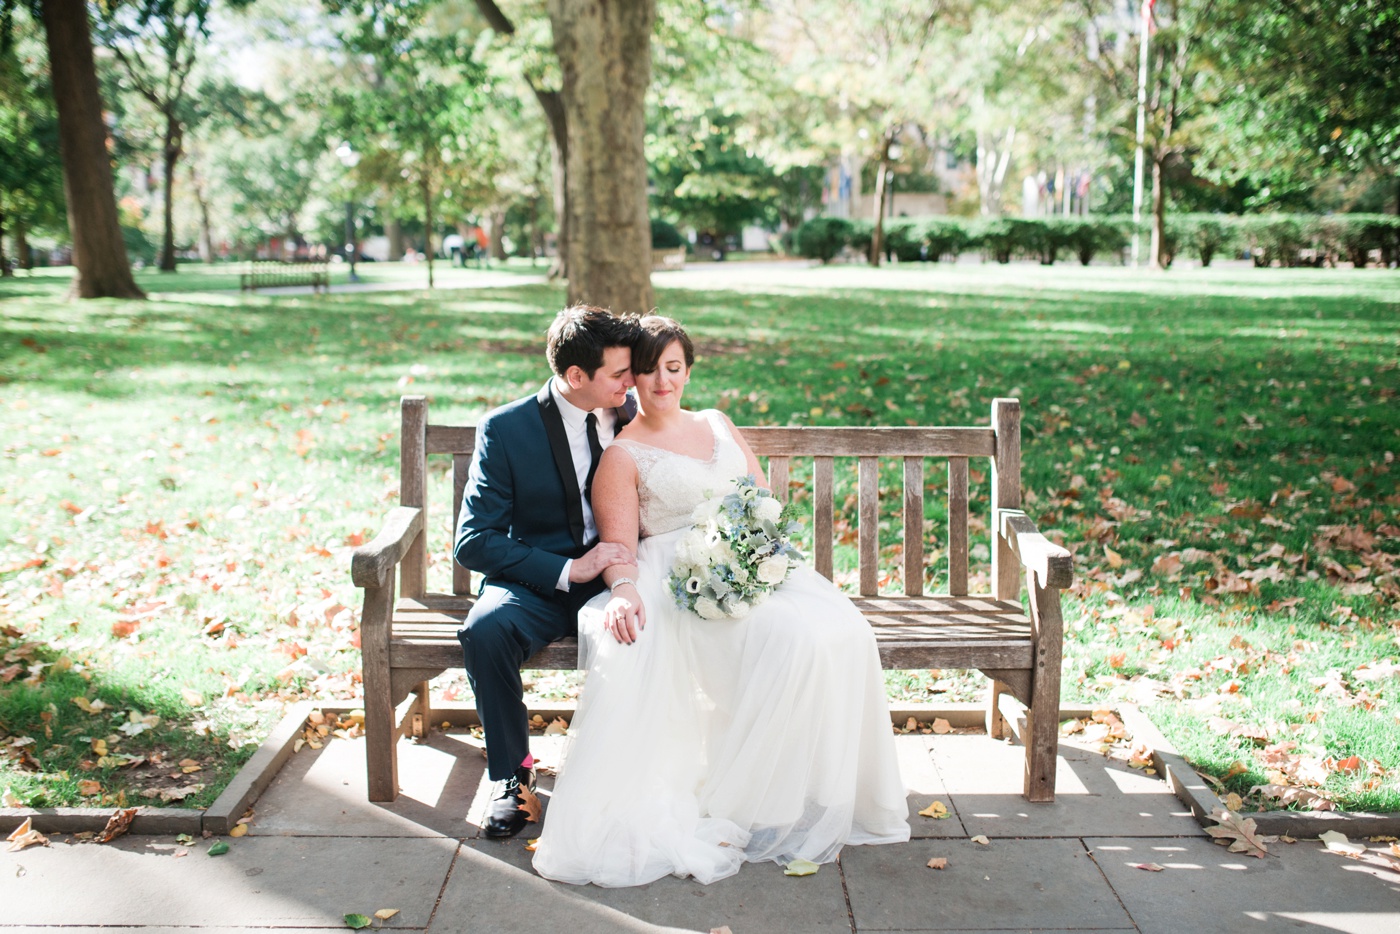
[489,209,507,260]
[40,0,145,298]
[0,207,11,277]
[535,89,569,280]
[189,162,214,263]
[1150,153,1168,269]
[17,221,32,270]
[386,214,404,261]
[471,0,569,279]
[159,111,183,271]
[549,0,655,314]
[869,134,894,267]
[421,173,435,289]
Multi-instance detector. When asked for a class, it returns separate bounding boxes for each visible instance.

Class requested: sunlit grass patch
[2,262,1398,810]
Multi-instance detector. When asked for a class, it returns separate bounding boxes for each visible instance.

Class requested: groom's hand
[568,542,635,583]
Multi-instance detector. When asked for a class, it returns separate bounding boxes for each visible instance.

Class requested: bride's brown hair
[631,315,695,375]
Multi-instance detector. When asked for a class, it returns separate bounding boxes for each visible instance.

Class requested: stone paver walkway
[5,731,1399,933]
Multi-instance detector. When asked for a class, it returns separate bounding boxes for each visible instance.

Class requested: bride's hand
[603,585,646,645]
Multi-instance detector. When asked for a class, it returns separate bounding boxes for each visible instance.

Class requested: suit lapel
[536,382,588,547]
[614,391,638,427]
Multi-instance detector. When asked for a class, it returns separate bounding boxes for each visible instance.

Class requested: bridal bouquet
[667,475,804,620]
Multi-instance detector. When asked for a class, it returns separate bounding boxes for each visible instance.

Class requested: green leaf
[783,858,820,877]
[207,840,230,856]
[344,914,373,930]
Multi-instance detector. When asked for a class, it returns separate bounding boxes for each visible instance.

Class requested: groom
[454,305,638,838]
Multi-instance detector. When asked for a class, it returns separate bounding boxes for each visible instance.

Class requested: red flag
[1142,0,1157,34]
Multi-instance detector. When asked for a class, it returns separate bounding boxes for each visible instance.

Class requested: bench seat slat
[387,592,1034,673]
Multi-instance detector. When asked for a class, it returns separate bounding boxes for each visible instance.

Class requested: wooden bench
[239,259,330,293]
[352,396,1074,804]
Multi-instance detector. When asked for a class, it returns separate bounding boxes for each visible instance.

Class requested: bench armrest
[351,507,425,588]
[997,509,1073,591]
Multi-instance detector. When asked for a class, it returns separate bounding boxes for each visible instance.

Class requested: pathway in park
[6,730,1399,933]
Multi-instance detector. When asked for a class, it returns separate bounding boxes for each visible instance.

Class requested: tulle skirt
[531,527,910,887]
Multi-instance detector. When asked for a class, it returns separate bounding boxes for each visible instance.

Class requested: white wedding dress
[531,410,910,887]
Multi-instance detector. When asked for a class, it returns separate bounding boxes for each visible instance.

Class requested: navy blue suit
[454,382,630,780]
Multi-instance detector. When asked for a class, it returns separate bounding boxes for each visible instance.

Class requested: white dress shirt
[551,379,618,591]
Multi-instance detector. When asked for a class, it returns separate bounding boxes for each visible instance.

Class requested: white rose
[691,498,722,523]
[677,531,707,567]
[753,496,783,524]
[694,596,724,620]
[756,555,789,585]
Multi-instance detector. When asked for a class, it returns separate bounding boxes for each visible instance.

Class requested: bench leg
[1023,577,1065,803]
[411,680,431,739]
[361,581,399,802]
[987,678,1010,740]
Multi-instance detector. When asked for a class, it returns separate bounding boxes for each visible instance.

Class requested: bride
[531,316,910,887]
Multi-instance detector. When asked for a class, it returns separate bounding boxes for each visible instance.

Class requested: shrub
[973,218,1016,263]
[795,217,855,263]
[922,218,972,261]
[1242,215,1306,267]
[880,218,924,262]
[1060,216,1131,266]
[650,218,686,251]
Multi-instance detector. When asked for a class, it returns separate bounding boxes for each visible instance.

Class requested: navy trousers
[458,577,605,780]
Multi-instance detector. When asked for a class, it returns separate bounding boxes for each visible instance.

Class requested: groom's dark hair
[546,305,638,377]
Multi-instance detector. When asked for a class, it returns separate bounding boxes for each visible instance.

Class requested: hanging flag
[1142,0,1157,35]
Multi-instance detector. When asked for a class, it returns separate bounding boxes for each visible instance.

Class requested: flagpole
[1131,0,1152,267]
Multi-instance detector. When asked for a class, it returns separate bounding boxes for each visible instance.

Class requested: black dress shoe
[483,766,537,838]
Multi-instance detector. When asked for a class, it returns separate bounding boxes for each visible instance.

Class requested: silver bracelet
[609,577,637,592]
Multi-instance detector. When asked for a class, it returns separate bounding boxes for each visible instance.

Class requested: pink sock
[521,753,534,770]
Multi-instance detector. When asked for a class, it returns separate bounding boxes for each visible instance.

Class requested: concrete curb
[1118,703,1400,837]
[8,699,1398,838]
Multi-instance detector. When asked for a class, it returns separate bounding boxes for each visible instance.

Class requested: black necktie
[584,412,604,502]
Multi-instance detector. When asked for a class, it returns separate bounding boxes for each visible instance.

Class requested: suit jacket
[453,382,632,593]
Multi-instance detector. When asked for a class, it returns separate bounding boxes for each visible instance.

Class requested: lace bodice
[611,409,749,537]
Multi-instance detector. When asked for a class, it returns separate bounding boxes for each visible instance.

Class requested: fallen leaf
[918,801,949,819]
[91,738,108,757]
[1248,784,1337,811]
[970,835,990,845]
[2,787,21,808]
[543,717,569,735]
[1133,862,1166,871]
[207,840,230,856]
[1223,792,1244,812]
[926,857,948,869]
[1104,546,1124,569]
[78,780,102,797]
[931,718,952,734]
[229,824,249,837]
[519,785,542,824]
[5,818,48,852]
[374,909,400,920]
[1333,755,1362,773]
[1204,808,1268,858]
[784,858,820,876]
[1319,831,1366,856]
[95,807,139,843]
[344,914,373,930]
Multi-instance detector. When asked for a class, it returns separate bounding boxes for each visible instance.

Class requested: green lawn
[2,260,1397,812]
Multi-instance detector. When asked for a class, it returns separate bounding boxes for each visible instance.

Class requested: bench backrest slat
[902,457,924,597]
[813,456,835,580]
[408,398,1019,602]
[947,457,969,596]
[858,456,879,596]
[742,426,994,458]
[400,397,429,599]
[767,456,791,504]
[452,453,473,595]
